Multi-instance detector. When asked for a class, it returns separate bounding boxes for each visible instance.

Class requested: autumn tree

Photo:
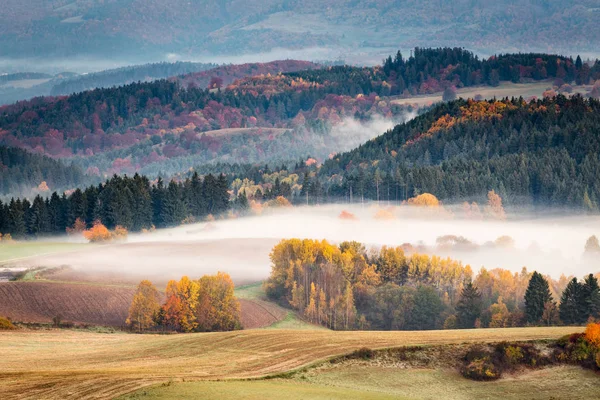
[196,272,241,331]
[126,280,161,332]
[161,280,183,331]
[83,220,112,242]
[407,193,440,207]
[486,190,506,220]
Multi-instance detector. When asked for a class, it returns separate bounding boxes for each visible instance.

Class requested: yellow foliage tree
[126,280,161,332]
[196,272,241,332]
[176,276,199,332]
[407,193,440,207]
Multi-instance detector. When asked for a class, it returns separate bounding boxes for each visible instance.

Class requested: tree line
[265,239,600,331]
[0,146,85,197]
[0,172,231,239]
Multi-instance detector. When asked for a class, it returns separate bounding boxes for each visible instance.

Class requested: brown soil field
[239,298,287,329]
[0,281,284,330]
[0,282,133,326]
[0,327,582,400]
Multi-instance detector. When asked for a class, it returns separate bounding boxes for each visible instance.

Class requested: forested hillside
[1,1,599,61]
[1,49,598,182]
[0,146,85,197]
[315,96,600,208]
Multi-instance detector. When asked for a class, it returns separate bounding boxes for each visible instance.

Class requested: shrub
[350,347,375,360]
[83,221,112,242]
[462,357,501,380]
[585,323,600,348]
[0,316,16,330]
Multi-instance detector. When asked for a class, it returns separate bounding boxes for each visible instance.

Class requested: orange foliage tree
[487,190,506,220]
[83,221,112,242]
[82,220,128,243]
[586,322,600,348]
[66,218,87,235]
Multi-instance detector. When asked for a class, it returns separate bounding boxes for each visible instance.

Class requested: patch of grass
[118,380,402,400]
[265,311,326,330]
[118,365,600,400]
[235,282,265,300]
[0,242,86,263]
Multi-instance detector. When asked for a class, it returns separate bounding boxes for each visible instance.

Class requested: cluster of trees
[266,239,600,331]
[126,273,241,332]
[0,146,85,196]
[0,172,230,239]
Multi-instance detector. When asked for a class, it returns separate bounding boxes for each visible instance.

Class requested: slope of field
[0,282,133,326]
[0,327,582,399]
[0,280,287,330]
[122,365,600,400]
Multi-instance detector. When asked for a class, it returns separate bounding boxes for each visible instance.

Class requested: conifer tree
[525,272,553,324]
[559,278,584,325]
[456,281,482,328]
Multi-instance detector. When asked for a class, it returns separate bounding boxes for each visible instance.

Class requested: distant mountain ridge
[1,1,599,61]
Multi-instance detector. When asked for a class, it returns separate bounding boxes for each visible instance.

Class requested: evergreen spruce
[524,272,553,324]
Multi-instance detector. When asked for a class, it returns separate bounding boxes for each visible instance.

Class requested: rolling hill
[0,326,581,399]
[317,95,600,208]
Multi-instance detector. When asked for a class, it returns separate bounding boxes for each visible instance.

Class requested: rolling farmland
[0,327,582,399]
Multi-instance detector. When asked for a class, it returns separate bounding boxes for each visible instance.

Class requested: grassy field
[120,365,600,400]
[235,282,323,330]
[0,326,583,399]
[0,242,86,264]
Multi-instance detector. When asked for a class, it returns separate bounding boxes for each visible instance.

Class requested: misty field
[0,327,582,399]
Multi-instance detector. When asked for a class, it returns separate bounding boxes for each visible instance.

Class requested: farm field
[120,365,600,400]
[0,242,87,264]
[0,280,290,330]
[391,81,589,107]
[0,327,582,399]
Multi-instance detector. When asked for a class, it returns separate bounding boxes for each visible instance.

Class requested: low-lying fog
[9,204,600,286]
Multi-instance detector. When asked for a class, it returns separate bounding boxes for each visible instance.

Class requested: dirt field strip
[0,326,582,399]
